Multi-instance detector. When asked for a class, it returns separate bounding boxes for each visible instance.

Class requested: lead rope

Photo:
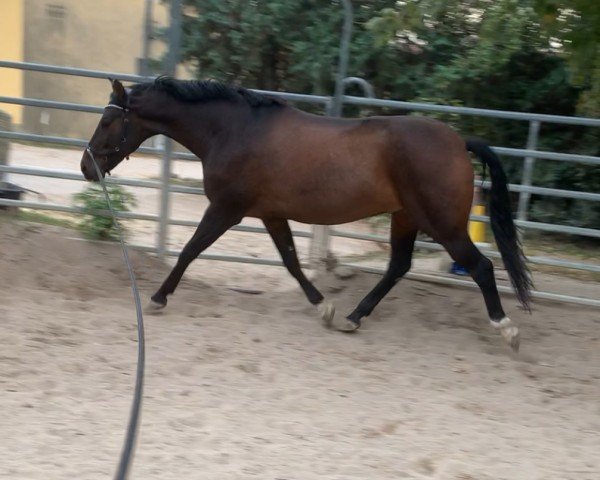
[87,148,145,480]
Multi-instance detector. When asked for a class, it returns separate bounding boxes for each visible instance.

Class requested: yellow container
[469,204,486,243]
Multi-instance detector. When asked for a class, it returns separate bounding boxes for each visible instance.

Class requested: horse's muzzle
[81,150,104,181]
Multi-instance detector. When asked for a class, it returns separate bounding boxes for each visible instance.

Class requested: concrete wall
[3,1,186,141]
[21,0,148,138]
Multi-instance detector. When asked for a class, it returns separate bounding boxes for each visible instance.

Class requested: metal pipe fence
[342,94,600,126]
[0,60,598,307]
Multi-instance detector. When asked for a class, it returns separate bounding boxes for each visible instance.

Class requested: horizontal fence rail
[347,265,600,309]
[480,180,600,202]
[331,230,600,274]
[331,234,600,284]
[0,130,199,161]
[342,94,600,126]
[0,61,331,105]
[1,60,598,308]
[0,196,313,240]
[491,147,600,166]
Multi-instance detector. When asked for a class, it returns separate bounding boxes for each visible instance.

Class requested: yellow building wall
[1,0,178,137]
[0,0,24,124]
[22,0,147,137]
[19,0,179,138]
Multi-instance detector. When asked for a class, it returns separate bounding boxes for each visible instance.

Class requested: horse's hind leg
[263,219,334,327]
[343,212,417,332]
[441,234,519,350]
[148,204,242,310]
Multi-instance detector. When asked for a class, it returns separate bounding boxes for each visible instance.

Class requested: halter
[86,103,131,175]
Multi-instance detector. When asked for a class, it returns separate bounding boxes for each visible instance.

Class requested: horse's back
[244,109,472,226]
[246,111,399,223]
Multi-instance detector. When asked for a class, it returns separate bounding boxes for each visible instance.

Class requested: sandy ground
[1,218,599,480]
[2,143,600,479]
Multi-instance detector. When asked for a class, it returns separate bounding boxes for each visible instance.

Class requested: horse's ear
[110,78,128,105]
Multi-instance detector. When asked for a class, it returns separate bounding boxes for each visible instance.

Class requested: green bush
[73,184,137,240]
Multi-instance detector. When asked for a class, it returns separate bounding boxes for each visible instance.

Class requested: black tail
[466,138,533,311]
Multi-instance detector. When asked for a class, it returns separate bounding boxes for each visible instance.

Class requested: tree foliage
[534,0,600,116]
[178,1,398,94]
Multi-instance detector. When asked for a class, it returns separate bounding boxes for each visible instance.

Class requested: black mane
[130,77,284,108]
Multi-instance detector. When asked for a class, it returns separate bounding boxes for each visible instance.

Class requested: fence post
[157,0,182,258]
[516,120,541,231]
[157,138,172,257]
[311,76,374,269]
[0,111,11,183]
[310,0,354,269]
[331,0,353,117]
[310,99,335,268]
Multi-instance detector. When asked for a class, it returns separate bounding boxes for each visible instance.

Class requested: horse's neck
[156,101,246,161]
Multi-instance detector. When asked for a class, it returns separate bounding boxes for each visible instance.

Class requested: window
[46,4,66,20]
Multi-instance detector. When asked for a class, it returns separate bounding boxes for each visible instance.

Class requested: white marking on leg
[317,301,335,329]
[337,319,361,333]
[144,299,165,315]
[490,316,520,351]
[490,317,512,329]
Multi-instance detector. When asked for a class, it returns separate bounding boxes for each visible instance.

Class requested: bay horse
[81,78,531,350]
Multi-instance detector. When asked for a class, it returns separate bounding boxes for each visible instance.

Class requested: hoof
[337,319,360,333]
[502,326,520,352]
[491,317,520,352]
[317,301,336,329]
[145,299,166,315]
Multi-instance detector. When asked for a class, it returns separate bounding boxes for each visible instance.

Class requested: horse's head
[81,79,144,181]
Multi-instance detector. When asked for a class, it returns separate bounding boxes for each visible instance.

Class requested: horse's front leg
[148,203,243,310]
